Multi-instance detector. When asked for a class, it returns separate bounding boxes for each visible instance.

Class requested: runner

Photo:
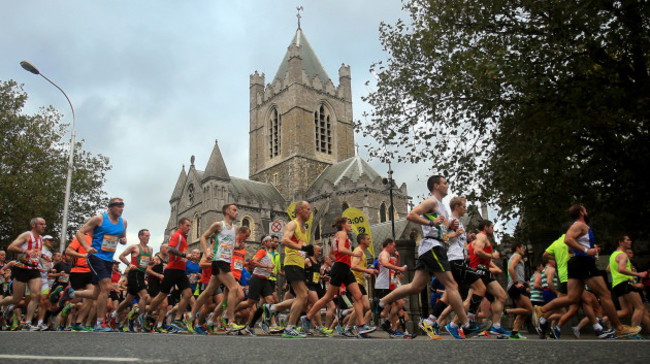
[505,242,532,339]
[35,235,55,330]
[58,198,128,332]
[115,229,153,331]
[609,235,649,335]
[301,217,376,336]
[239,234,277,335]
[262,201,314,338]
[468,219,510,336]
[143,217,193,333]
[536,204,641,338]
[189,204,247,333]
[380,176,488,339]
[422,197,487,339]
[268,235,283,306]
[349,233,378,336]
[0,217,47,331]
[375,238,406,336]
[145,244,169,333]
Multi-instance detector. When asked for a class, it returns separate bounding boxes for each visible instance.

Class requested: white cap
[42,235,54,240]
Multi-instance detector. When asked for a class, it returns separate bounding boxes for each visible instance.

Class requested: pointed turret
[273,29,331,86]
[170,165,187,203]
[203,139,230,182]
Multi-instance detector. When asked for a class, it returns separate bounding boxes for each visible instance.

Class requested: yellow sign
[287,202,313,244]
[343,207,375,258]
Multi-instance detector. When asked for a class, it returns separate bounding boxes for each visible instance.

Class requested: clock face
[188,184,195,206]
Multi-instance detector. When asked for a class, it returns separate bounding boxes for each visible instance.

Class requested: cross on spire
[296,6,303,30]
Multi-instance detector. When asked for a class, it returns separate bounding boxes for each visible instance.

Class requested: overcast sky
[2,1,506,262]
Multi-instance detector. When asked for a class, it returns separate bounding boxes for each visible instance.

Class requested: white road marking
[0,354,142,362]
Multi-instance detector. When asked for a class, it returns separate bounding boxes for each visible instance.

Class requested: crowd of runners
[1,175,648,340]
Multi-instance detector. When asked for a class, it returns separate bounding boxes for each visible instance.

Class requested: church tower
[249,24,355,201]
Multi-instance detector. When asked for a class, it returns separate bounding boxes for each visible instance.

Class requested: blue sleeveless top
[91,212,125,262]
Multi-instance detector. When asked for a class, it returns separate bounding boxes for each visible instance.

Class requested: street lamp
[20,60,76,253]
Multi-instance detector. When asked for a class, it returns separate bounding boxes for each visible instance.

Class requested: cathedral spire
[296,6,303,30]
[170,165,187,203]
[203,139,230,182]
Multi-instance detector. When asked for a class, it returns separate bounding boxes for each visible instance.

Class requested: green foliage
[358,0,650,249]
[0,79,111,251]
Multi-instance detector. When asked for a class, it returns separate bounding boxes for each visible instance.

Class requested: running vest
[252,249,273,279]
[214,220,236,263]
[468,239,492,268]
[17,232,43,269]
[507,253,525,290]
[269,250,281,281]
[609,250,634,287]
[529,274,544,302]
[69,235,91,273]
[545,235,569,283]
[333,233,352,266]
[352,247,367,286]
[231,247,246,280]
[91,213,125,262]
[131,245,152,272]
[418,196,449,257]
[541,266,559,289]
[304,257,321,285]
[571,223,595,257]
[166,230,188,270]
[40,247,53,285]
[375,251,391,289]
[284,220,309,268]
[447,219,466,261]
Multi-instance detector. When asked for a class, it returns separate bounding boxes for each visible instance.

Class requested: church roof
[228,177,286,207]
[369,218,412,257]
[309,155,382,192]
[273,29,331,85]
[170,165,187,202]
[203,140,230,182]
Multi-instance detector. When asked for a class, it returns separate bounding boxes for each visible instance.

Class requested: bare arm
[145,264,163,280]
[407,198,443,226]
[200,221,222,259]
[533,272,543,290]
[7,232,32,255]
[546,266,559,294]
[564,223,596,256]
[281,221,304,250]
[380,252,406,272]
[119,245,136,268]
[76,215,103,254]
[508,254,523,287]
[617,254,647,278]
[473,238,498,259]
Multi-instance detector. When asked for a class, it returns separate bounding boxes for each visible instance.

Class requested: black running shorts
[415,246,451,274]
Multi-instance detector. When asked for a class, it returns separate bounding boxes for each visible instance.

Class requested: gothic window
[380,202,387,223]
[315,224,321,241]
[314,104,332,154]
[242,218,250,227]
[341,202,350,212]
[188,183,195,205]
[241,216,255,241]
[192,214,200,241]
[269,108,281,158]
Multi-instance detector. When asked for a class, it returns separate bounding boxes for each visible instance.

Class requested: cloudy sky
[3,1,505,259]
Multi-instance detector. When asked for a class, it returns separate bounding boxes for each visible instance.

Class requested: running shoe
[596,327,616,339]
[464,320,492,338]
[335,308,344,327]
[282,328,307,338]
[21,323,38,331]
[127,306,139,321]
[37,323,49,331]
[489,325,511,336]
[169,320,187,333]
[194,325,208,335]
[183,313,195,334]
[533,305,543,326]
[71,324,88,332]
[509,332,527,339]
[259,321,270,334]
[3,304,14,322]
[300,315,312,332]
[402,331,416,339]
[571,326,580,339]
[389,329,404,338]
[342,326,356,337]
[615,325,641,338]
[380,320,392,332]
[49,285,64,303]
[58,286,75,308]
[203,324,216,335]
[433,321,442,335]
[269,325,284,334]
[356,323,376,335]
[445,324,465,339]
[226,322,245,332]
[61,302,73,320]
[243,325,256,336]
[155,326,169,334]
[318,326,334,337]
[94,322,112,332]
[551,326,561,339]
[139,314,152,332]
[626,334,646,340]
[418,318,434,337]
[262,303,272,325]
[85,325,95,332]
[536,320,549,339]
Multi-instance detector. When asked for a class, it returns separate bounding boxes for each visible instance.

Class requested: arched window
[341,202,350,212]
[192,214,200,241]
[241,216,255,241]
[269,108,281,158]
[314,104,332,154]
[242,218,250,227]
[380,203,387,223]
[187,183,195,206]
[315,224,321,241]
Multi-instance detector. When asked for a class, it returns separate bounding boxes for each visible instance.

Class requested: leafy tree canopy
[358,0,650,251]
[0,79,111,251]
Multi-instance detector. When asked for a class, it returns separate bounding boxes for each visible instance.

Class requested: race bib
[28,251,41,266]
[101,235,119,252]
[189,275,199,284]
[59,275,69,283]
[138,257,150,268]
[234,261,244,271]
[312,272,320,284]
[219,242,234,260]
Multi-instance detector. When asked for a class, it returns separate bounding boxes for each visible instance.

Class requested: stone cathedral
[164,24,419,254]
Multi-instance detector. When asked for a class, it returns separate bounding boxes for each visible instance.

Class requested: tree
[0,79,111,251]
[358,0,650,250]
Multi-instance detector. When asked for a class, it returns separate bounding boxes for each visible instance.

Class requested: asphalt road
[0,331,648,363]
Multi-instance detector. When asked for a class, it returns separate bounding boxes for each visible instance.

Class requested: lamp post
[20,60,76,253]
[382,163,396,240]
